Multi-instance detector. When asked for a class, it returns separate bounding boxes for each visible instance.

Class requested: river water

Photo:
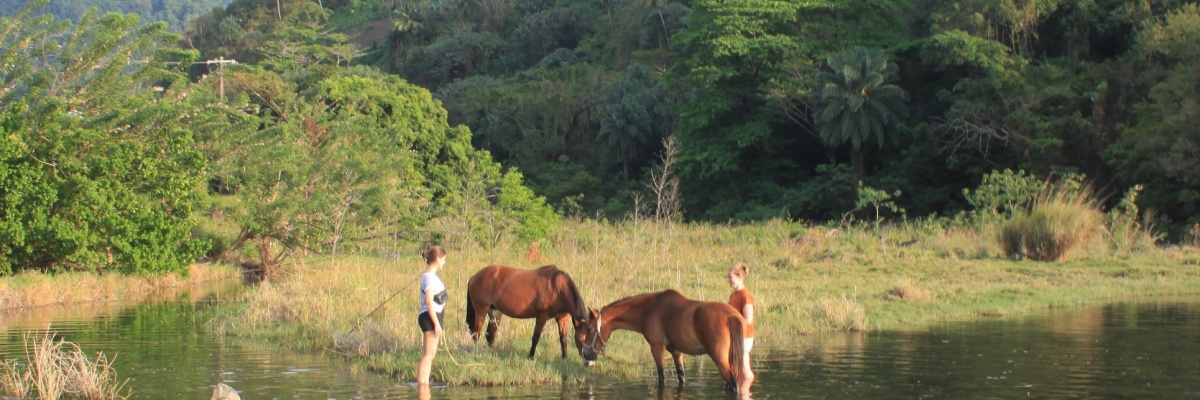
[1,284,1197,399]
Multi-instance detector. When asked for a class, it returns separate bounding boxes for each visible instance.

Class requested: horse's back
[651,291,745,354]
[469,264,572,318]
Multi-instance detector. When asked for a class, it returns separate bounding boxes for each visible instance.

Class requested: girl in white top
[416,245,447,386]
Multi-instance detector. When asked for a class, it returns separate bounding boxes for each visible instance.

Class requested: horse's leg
[469,302,487,342]
[555,315,570,359]
[707,344,737,393]
[528,316,548,358]
[670,350,685,384]
[486,308,501,346]
[650,343,667,385]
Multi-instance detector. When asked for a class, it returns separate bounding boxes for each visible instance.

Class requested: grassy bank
[210,219,1200,385]
[0,263,243,311]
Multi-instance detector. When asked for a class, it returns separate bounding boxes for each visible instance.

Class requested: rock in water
[211,383,241,400]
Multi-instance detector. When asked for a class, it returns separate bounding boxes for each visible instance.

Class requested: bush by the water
[999,181,1100,261]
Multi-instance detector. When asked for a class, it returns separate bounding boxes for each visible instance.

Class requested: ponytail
[422,245,446,264]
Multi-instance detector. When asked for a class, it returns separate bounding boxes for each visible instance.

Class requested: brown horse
[465,265,589,359]
[580,289,747,393]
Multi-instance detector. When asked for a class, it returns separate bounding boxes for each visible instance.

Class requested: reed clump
[809,295,868,332]
[0,332,128,400]
[999,181,1101,261]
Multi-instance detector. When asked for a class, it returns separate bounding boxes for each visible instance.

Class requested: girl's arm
[425,289,442,335]
[742,304,754,325]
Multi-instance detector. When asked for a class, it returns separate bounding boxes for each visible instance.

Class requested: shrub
[999,180,1100,261]
[1104,185,1160,252]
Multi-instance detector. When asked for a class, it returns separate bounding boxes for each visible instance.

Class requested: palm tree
[812,47,908,180]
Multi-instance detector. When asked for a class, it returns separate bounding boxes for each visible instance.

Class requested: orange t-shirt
[728,288,755,338]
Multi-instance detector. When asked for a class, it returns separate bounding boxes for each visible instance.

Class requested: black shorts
[418,311,444,332]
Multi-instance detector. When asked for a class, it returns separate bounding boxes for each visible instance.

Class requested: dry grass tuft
[1190,224,1200,249]
[787,228,838,261]
[887,280,930,301]
[0,332,128,400]
[922,227,999,259]
[999,182,1101,261]
[809,295,868,332]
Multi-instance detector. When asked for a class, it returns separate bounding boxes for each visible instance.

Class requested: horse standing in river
[465,265,589,359]
[580,289,748,393]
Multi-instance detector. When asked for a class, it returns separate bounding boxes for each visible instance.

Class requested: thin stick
[349,276,419,335]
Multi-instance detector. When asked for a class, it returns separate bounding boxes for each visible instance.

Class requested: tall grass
[211,218,1200,386]
[999,181,1101,261]
[0,264,241,311]
[809,295,868,332]
[0,332,128,400]
[1103,185,1160,252]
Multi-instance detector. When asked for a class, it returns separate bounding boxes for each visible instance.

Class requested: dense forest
[184,0,1200,228]
[2,0,1199,274]
[0,0,229,31]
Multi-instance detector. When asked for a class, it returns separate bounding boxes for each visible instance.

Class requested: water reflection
[761,299,1200,399]
[2,291,1199,399]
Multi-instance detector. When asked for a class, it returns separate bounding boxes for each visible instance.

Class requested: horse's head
[571,310,589,356]
[580,307,607,366]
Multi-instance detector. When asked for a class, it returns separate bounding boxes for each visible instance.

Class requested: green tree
[1106,4,1200,224]
[206,66,557,269]
[668,0,802,220]
[598,64,673,179]
[0,4,207,274]
[812,47,909,180]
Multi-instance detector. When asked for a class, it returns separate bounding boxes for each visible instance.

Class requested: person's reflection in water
[417,383,432,400]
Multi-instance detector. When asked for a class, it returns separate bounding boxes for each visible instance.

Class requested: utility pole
[205,57,237,101]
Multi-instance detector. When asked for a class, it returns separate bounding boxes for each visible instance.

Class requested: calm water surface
[1,286,1197,399]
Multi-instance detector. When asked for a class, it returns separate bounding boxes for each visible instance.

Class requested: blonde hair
[729,262,749,278]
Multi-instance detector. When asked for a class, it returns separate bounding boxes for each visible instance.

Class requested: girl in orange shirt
[727,263,755,385]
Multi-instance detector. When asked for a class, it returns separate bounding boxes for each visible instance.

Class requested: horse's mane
[535,265,587,321]
[603,289,677,311]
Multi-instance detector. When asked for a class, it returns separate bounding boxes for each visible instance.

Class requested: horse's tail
[728,316,746,391]
[465,291,476,335]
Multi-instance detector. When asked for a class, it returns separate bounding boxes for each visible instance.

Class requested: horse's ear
[588,308,599,319]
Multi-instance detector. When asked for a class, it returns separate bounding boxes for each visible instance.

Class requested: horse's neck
[603,293,657,331]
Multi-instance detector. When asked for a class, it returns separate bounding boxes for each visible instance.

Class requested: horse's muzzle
[581,347,598,366]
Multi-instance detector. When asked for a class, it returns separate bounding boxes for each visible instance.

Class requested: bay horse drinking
[465,265,589,359]
[580,289,748,393]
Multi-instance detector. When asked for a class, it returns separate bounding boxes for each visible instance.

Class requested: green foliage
[1105,185,1160,252]
[1105,4,1200,227]
[495,169,560,243]
[854,182,904,223]
[0,0,230,32]
[199,64,558,265]
[919,30,1027,78]
[963,169,1043,222]
[667,0,804,219]
[598,64,674,179]
[0,6,206,275]
[813,47,909,151]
